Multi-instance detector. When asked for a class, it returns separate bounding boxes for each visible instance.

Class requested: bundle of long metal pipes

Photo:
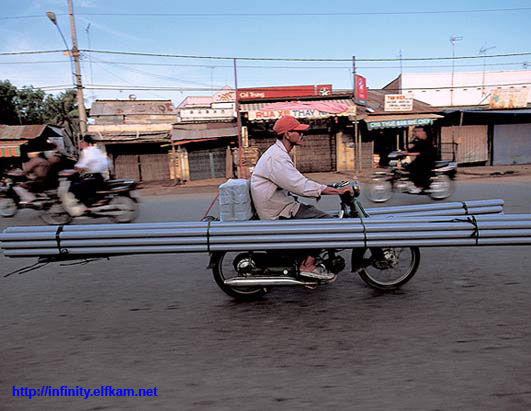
[365,199,504,217]
[2,212,530,259]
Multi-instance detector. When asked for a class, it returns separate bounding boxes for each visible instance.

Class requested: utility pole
[479,45,496,97]
[449,35,463,106]
[352,56,361,174]
[68,0,88,138]
[233,58,243,178]
[85,23,96,102]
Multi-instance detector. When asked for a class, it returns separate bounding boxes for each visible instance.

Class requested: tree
[0,80,19,124]
[44,89,80,146]
[14,86,47,124]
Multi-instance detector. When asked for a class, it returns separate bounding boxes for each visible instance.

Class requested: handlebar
[328,180,361,198]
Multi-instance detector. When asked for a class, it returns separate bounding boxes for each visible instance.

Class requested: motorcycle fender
[128,190,140,201]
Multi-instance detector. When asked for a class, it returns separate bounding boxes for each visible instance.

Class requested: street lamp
[450,35,463,106]
[47,12,69,50]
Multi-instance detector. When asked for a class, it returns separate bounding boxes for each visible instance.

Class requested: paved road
[1,176,530,410]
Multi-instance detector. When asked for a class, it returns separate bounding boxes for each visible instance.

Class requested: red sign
[238,85,332,100]
[355,75,368,105]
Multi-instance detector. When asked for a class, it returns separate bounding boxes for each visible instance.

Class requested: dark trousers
[70,173,104,206]
[407,161,432,189]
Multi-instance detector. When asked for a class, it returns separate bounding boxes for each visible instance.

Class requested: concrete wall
[396,70,531,107]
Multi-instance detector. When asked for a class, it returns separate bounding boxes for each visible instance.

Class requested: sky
[1,0,530,107]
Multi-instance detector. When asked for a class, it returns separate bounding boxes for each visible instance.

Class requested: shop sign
[248,106,356,121]
[384,94,413,112]
[355,75,368,105]
[238,85,332,100]
[489,87,529,109]
[367,118,434,130]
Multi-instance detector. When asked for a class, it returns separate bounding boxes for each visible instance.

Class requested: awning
[240,98,356,121]
[445,109,531,115]
[0,141,25,158]
[172,125,237,141]
[365,113,443,130]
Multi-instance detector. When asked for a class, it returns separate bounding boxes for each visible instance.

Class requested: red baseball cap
[273,115,310,135]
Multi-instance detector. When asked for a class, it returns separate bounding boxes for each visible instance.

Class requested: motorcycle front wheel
[365,176,393,203]
[40,203,72,225]
[352,247,420,290]
[0,197,18,217]
[110,195,138,223]
[211,251,268,300]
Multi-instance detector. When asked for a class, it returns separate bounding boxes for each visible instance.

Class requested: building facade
[88,99,177,181]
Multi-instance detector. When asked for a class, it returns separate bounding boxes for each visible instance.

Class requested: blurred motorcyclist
[69,135,109,207]
[402,126,437,193]
[10,152,50,204]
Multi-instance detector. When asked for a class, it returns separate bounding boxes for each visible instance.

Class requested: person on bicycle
[250,115,354,280]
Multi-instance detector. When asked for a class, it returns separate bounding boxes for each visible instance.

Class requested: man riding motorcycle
[65,135,110,216]
[250,115,354,281]
[401,126,437,194]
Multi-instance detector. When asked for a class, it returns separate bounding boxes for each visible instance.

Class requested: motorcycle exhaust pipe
[224,277,318,287]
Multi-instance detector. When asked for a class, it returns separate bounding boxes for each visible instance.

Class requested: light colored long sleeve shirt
[250,140,327,220]
[75,146,109,174]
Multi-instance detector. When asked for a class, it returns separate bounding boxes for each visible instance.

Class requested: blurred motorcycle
[40,171,140,225]
[0,171,58,218]
[365,151,457,203]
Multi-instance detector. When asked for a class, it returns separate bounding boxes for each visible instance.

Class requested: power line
[81,49,531,62]
[17,80,531,93]
[0,50,66,56]
[1,59,530,70]
[92,59,218,88]
[2,48,530,62]
[2,7,531,20]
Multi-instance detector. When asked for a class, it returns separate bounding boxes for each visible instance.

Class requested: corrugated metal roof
[0,125,48,140]
[88,131,170,142]
[90,100,177,116]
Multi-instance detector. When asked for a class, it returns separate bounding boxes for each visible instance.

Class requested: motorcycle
[0,171,58,218]
[207,181,420,300]
[39,171,140,225]
[365,151,457,203]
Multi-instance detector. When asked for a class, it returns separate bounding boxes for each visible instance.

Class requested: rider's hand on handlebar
[338,185,354,196]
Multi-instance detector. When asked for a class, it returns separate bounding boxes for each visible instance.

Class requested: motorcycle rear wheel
[365,176,393,203]
[211,251,268,300]
[352,247,420,290]
[0,197,17,217]
[429,174,454,200]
